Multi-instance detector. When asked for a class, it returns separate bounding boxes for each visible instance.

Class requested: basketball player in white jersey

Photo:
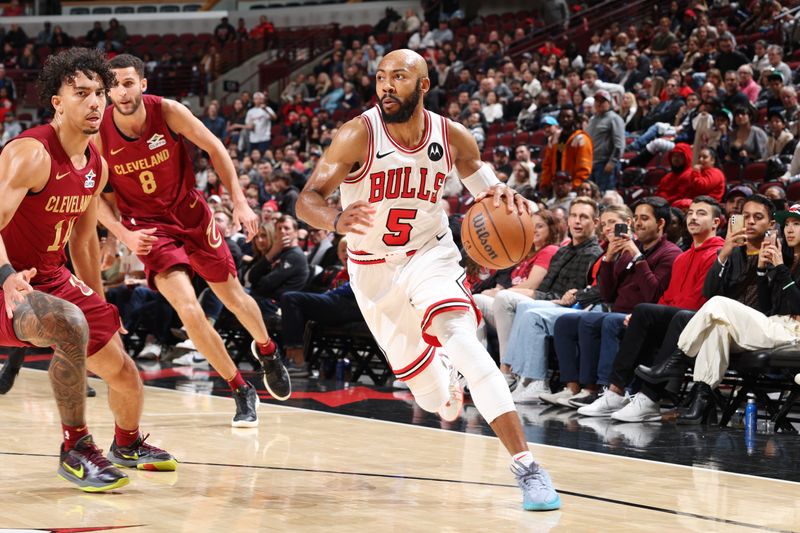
[297,49,560,511]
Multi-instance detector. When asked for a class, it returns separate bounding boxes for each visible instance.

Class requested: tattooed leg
[12,291,88,427]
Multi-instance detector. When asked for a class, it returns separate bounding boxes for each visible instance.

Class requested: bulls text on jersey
[367,166,446,204]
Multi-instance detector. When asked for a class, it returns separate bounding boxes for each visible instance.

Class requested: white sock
[512,450,534,467]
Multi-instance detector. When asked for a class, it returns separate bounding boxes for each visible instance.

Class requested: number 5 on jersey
[383,208,417,246]
[139,170,157,194]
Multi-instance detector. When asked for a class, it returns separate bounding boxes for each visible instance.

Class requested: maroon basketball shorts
[122,190,237,288]
[0,267,120,356]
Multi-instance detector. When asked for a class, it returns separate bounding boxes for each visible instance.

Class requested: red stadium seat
[529,130,546,146]
[758,181,784,194]
[644,167,667,187]
[787,181,800,202]
[722,162,742,182]
[501,121,516,133]
[743,162,767,183]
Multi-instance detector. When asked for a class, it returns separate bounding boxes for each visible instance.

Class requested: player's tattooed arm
[12,291,88,426]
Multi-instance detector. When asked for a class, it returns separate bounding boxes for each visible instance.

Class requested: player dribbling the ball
[297,49,560,511]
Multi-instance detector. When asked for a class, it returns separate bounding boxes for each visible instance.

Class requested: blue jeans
[553,312,626,386]
[107,285,174,342]
[279,290,363,348]
[501,301,583,380]
[629,124,660,152]
[590,161,620,192]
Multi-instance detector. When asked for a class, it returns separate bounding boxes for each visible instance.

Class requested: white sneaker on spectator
[511,379,550,404]
[611,392,662,423]
[138,343,161,360]
[577,389,629,417]
[539,387,575,407]
[172,350,208,366]
[503,373,519,392]
[175,339,197,351]
[558,388,595,409]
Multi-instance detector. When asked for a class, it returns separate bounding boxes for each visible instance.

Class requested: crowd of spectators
[3,0,800,426]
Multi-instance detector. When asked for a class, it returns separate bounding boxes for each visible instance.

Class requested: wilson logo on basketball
[471,212,498,260]
[461,198,535,269]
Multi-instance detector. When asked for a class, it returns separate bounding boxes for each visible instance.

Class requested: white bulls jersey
[340,106,453,259]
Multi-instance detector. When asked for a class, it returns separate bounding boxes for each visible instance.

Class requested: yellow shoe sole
[59,473,130,492]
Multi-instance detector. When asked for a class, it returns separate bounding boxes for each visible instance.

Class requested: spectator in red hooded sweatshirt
[654,143,726,208]
[655,143,694,204]
[687,147,725,202]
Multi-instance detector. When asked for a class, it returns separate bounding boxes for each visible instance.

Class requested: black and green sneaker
[108,433,178,471]
[251,341,291,401]
[58,434,129,492]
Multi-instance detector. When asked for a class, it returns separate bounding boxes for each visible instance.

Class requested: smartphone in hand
[614,223,629,238]
[729,215,744,234]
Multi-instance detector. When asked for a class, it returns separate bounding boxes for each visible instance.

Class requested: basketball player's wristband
[461,164,501,197]
[332,212,343,234]
[0,263,16,286]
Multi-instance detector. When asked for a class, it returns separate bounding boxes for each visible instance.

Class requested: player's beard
[380,79,421,124]
[115,93,143,116]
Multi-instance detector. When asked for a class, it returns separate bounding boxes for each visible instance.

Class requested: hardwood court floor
[0,369,797,533]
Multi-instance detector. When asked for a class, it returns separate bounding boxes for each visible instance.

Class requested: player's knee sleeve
[429,312,516,423]
[405,359,449,413]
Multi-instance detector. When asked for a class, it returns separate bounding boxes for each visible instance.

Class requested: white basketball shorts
[348,232,481,382]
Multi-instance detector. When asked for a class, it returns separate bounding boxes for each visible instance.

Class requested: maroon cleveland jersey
[99,94,196,220]
[1,124,103,284]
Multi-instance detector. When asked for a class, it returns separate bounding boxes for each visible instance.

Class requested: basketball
[460,198,535,269]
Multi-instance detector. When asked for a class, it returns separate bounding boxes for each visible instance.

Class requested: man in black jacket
[270,173,300,218]
[714,35,748,75]
[250,215,309,315]
[641,79,685,129]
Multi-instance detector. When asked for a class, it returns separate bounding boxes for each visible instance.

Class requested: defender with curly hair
[0,48,175,492]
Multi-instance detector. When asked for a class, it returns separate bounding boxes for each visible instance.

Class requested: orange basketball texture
[461,199,535,269]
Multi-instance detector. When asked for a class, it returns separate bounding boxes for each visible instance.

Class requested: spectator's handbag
[573,287,609,312]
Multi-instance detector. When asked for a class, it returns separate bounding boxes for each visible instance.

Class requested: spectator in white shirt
[408,21,435,50]
[482,91,504,123]
[245,91,277,153]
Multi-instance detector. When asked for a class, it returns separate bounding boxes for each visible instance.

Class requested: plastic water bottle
[744,393,757,433]
[335,358,345,381]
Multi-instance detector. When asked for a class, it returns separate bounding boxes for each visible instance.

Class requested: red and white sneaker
[437,354,464,422]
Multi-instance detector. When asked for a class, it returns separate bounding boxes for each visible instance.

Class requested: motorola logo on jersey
[368,166,446,204]
[427,142,443,162]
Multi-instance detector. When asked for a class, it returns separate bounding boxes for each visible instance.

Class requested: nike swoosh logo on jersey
[189,197,199,208]
[55,172,70,180]
[376,150,395,159]
[110,147,125,155]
